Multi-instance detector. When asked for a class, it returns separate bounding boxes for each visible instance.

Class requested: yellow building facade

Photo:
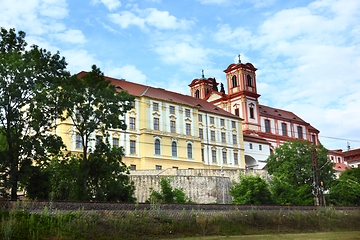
[58,73,246,170]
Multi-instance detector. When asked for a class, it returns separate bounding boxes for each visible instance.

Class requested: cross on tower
[238,54,241,64]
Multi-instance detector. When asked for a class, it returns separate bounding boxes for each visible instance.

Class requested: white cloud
[62,49,98,74]
[108,7,193,30]
[54,29,87,44]
[108,65,147,84]
[101,0,122,11]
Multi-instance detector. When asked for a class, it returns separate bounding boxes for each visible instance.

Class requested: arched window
[172,141,177,157]
[187,143,193,159]
[154,139,161,155]
[232,75,237,88]
[247,75,252,87]
[195,89,200,98]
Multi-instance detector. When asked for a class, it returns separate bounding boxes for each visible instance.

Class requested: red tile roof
[334,163,351,172]
[77,71,242,120]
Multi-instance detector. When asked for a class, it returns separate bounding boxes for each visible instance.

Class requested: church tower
[189,70,219,99]
[223,55,261,134]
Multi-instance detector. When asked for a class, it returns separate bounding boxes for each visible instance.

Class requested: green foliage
[148,177,193,204]
[266,140,335,205]
[229,174,273,204]
[0,28,69,199]
[62,65,135,200]
[329,168,360,206]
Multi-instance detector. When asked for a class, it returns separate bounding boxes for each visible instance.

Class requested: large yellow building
[58,73,246,170]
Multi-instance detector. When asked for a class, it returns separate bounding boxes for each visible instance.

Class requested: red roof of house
[334,163,351,172]
[259,104,319,133]
[76,71,242,120]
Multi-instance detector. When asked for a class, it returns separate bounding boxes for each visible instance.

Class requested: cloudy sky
[1,0,359,151]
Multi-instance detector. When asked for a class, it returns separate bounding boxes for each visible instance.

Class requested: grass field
[167,231,360,240]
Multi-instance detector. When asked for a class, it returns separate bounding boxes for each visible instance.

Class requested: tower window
[232,75,237,88]
[235,109,239,116]
[249,107,254,119]
[195,89,200,98]
[247,75,252,87]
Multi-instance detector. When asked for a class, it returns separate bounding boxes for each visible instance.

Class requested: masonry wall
[130,169,267,204]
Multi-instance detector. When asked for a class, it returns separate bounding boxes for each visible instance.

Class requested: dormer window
[232,75,237,88]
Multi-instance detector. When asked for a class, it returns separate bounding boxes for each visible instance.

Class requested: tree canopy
[329,168,360,206]
[0,28,69,199]
[229,174,273,205]
[266,140,335,205]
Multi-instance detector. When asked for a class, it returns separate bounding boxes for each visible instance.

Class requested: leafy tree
[328,168,360,206]
[229,174,273,204]
[62,65,135,200]
[148,177,193,204]
[0,28,69,199]
[266,140,335,205]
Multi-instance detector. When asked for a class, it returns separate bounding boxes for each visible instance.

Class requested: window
[281,123,287,136]
[156,165,162,170]
[234,153,238,165]
[265,119,271,133]
[232,134,237,144]
[297,126,303,139]
[170,120,176,133]
[259,145,262,151]
[96,135,103,145]
[130,140,136,154]
[187,143,192,159]
[232,121,236,129]
[247,74,252,87]
[185,109,191,117]
[222,151,227,164]
[195,90,200,98]
[153,102,159,111]
[169,105,175,114]
[235,109,239,116]
[130,101,135,108]
[210,116,214,124]
[220,118,225,126]
[249,143,253,149]
[130,165,136,170]
[172,141,177,157]
[198,114,203,122]
[201,149,204,162]
[249,107,254,119]
[129,117,135,130]
[154,117,159,130]
[112,137,119,147]
[232,75,237,88]
[76,134,82,148]
[199,128,203,139]
[186,123,191,135]
[312,135,316,144]
[211,131,215,141]
[212,150,216,163]
[155,139,161,155]
[221,132,226,142]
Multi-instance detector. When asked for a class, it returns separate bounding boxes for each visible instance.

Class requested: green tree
[229,174,273,204]
[329,168,360,206]
[63,65,135,200]
[266,140,335,205]
[0,28,69,199]
[148,177,193,204]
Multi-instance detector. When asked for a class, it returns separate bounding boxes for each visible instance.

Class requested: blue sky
[1,0,359,151]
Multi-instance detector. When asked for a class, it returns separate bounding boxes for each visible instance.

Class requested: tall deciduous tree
[63,65,134,200]
[266,140,335,205]
[0,28,69,199]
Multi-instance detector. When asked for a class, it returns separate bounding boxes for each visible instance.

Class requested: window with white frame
[170,120,176,133]
[221,132,226,142]
[232,134,237,144]
[212,150,216,163]
[199,128,203,139]
[232,121,236,129]
[186,123,191,135]
[153,102,159,111]
[222,151,227,164]
[169,105,175,114]
[171,141,177,157]
[234,152,238,165]
[297,126,303,139]
[154,117,160,130]
[185,109,191,117]
[211,131,215,141]
[187,143,192,159]
[76,134,82,148]
[210,116,214,124]
[129,117,135,130]
[198,114,203,122]
[154,139,161,155]
[220,118,225,126]
[130,140,136,154]
[112,137,119,148]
